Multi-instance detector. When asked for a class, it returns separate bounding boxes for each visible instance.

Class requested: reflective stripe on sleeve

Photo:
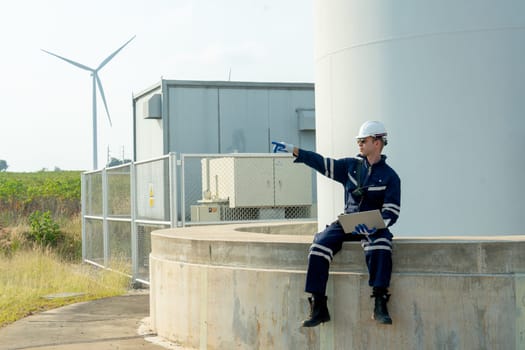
[348,173,358,186]
[324,158,334,179]
[382,203,400,216]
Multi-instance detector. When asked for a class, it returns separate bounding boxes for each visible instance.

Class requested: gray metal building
[132,79,316,161]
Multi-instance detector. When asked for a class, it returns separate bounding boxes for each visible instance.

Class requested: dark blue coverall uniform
[294,149,401,296]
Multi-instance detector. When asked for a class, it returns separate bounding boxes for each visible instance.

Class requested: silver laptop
[338,209,386,234]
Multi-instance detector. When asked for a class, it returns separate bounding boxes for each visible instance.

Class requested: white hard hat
[356,121,388,145]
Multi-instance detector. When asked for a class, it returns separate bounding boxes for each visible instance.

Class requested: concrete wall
[312,1,525,236]
[150,222,525,349]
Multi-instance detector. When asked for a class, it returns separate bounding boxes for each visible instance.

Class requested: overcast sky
[0,0,314,172]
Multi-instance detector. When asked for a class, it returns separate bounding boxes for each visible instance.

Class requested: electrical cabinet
[273,157,312,206]
[201,156,312,208]
[190,204,221,221]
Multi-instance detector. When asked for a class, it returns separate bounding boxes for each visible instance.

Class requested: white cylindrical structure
[313,1,525,235]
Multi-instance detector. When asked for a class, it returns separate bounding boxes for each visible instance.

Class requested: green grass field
[0,170,130,328]
[0,249,129,327]
[0,170,81,220]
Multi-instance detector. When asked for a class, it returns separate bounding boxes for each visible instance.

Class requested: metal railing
[82,152,317,284]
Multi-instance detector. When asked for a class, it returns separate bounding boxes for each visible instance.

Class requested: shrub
[27,211,62,247]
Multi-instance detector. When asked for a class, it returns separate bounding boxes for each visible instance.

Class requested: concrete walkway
[0,292,184,350]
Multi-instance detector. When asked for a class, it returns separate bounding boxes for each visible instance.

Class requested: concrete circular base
[150,221,525,350]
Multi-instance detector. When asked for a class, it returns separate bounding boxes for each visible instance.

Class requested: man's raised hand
[272,141,294,153]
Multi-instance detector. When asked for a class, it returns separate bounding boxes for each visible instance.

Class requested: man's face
[357,136,380,156]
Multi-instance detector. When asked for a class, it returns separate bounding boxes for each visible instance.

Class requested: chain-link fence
[82,155,175,285]
[82,153,317,284]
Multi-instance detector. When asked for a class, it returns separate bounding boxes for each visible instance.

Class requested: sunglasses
[356,137,373,144]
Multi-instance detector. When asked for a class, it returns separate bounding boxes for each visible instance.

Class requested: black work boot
[371,288,393,325]
[302,294,330,327]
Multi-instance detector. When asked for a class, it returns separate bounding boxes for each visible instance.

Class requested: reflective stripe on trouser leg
[304,222,346,295]
[362,234,393,288]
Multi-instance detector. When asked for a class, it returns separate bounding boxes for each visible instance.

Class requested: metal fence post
[102,168,109,268]
[130,162,138,282]
[180,154,186,227]
[81,173,86,262]
[169,152,178,228]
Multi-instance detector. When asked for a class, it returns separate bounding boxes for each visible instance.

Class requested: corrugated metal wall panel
[218,88,269,153]
[168,86,219,154]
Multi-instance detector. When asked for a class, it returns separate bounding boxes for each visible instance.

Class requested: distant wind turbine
[42,35,136,170]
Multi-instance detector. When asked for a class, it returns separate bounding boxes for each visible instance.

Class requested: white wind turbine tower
[42,35,136,170]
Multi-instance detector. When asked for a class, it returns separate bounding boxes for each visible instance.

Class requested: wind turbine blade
[41,49,94,72]
[95,73,112,126]
[96,35,136,71]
